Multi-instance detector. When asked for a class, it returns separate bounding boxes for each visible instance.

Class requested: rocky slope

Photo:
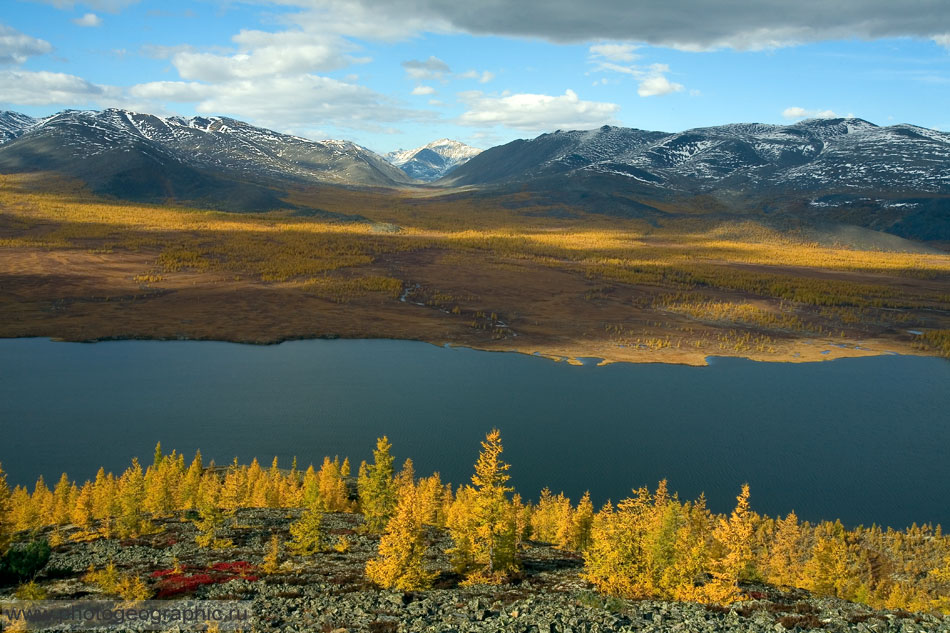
[3,509,946,633]
[385,139,482,181]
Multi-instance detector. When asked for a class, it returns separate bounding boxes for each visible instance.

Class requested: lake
[1,337,948,529]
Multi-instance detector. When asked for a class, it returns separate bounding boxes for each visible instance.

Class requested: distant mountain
[440,119,950,240]
[0,109,414,210]
[385,139,481,181]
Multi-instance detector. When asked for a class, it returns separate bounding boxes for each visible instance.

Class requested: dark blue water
[1,338,948,529]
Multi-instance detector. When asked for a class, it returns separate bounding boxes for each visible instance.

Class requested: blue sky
[2,0,950,154]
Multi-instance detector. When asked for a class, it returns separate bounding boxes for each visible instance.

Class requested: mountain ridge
[0,108,415,210]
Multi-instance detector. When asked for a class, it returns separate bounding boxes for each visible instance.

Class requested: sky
[1,0,950,155]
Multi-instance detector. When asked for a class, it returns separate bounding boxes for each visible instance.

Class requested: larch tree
[116,459,148,538]
[764,511,804,587]
[569,492,595,552]
[358,437,397,532]
[449,429,519,584]
[365,479,434,590]
[705,484,755,604]
[71,482,95,535]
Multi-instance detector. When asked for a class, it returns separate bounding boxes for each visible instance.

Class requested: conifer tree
[569,492,595,552]
[287,507,325,555]
[448,429,518,583]
[764,511,804,587]
[8,486,34,533]
[800,520,850,597]
[358,437,397,532]
[317,457,351,512]
[30,476,54,528]
[51,473,72,525]
[153,442,163,468]
[117,459,148,538]
[396,458,415,494]
[365,480,435,590]
[301,465,320,509]
[71,482,95,535]
[415,473,445,527]
[91,468,118,537]
[262,534,281,574]
[219,458,247,512]
[705,484,754,604]
[179,451,203,509]
[144,458,176,518]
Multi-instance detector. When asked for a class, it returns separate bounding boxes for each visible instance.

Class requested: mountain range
[1,109,948,239]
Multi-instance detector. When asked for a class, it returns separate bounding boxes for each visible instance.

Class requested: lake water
[1,337,949,529]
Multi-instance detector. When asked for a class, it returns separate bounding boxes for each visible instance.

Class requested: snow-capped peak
[384,138,482,181]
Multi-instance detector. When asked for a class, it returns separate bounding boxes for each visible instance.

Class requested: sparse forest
[2,432,948,615]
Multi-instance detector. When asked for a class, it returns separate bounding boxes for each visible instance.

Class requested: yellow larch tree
[91,468,118,537]
[704,484,755,604]
[448,429,519,584]
[357,437,397,532]
[70,482,95,536]
[30,476,54,528]
[568,492,595,552]
[763,511,804,587]
[51,473,73,526]
[116,459,148,538]
[365,479,435,590]
[178,451,203,510]
[318,456,351,512]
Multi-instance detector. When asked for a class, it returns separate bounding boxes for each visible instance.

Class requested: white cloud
[637,75,684,97]
[72,13,102,27]
[457,88,620,131]
[0,69,113,104]
[589,43,639,62]
[131,74,425,132]
[590,56,685,97]
[0,24,53,65]
[401,56,451,80]
[411,85,436,95]
[782,106,838,120]
[934,34,950,48]
[170,30,361,82]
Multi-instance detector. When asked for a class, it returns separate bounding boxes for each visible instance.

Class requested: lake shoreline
[17,330,931,368]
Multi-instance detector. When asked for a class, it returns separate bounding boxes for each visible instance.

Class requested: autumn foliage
[1,434,948,613]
